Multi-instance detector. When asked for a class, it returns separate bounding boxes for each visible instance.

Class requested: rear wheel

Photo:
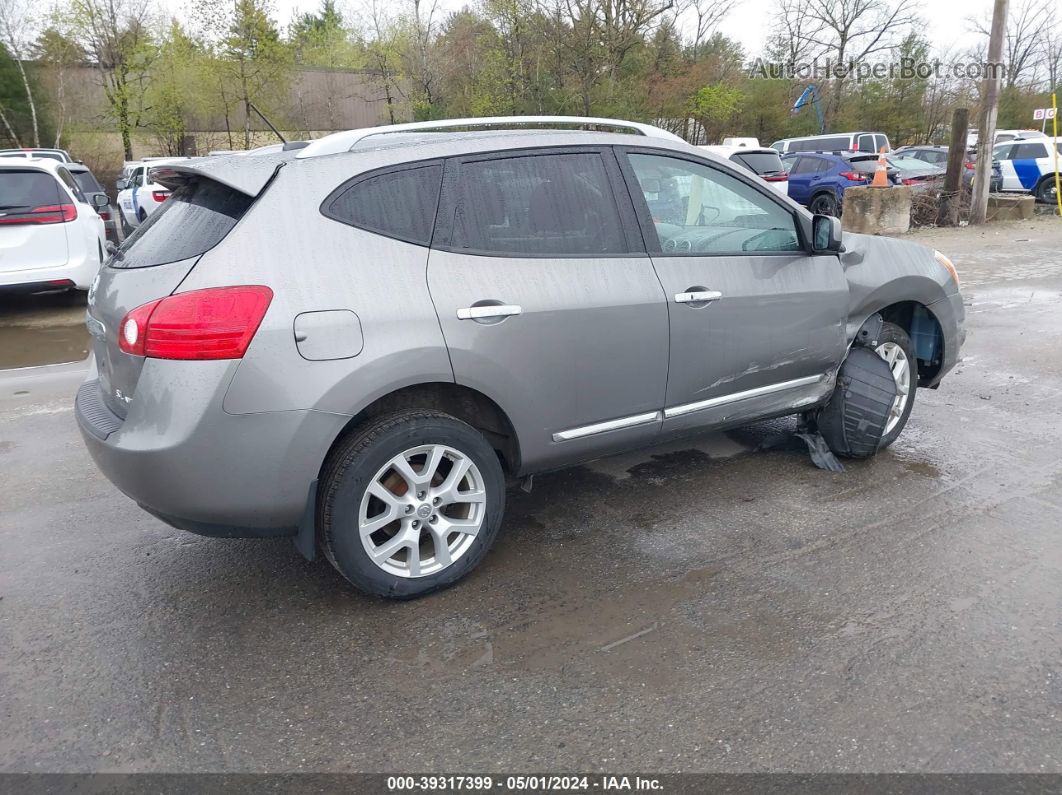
[319,410,505,599]
[809,192,839,216]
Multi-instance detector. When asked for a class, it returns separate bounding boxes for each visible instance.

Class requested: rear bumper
[75,363,349,536]
[0,254,99,290]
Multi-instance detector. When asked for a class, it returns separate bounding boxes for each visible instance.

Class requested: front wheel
[874,322,917,448]
[1035,177,1058,205]
[318,410,505,599]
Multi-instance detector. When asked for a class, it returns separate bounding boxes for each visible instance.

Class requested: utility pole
[939,108,970,227]
[970,0,1009,225]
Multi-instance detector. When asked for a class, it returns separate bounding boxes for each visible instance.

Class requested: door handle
[674,290,723,304]
[457,304,522,320]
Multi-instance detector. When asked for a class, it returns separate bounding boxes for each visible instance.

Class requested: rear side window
[450,153,627,256]
[0,169,67,211]
[56,167,85,202]
[111,178,252,269]
[323,163,442,246]
[731,151,785,176]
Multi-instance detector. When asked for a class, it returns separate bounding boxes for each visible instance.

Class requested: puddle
[0,291,90,369]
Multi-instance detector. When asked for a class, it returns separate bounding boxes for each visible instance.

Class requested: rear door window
[448,152,628,256]
[857,135,876,152]
[875,135,889,152]
[110,178,253,269]
[323,162,442,245]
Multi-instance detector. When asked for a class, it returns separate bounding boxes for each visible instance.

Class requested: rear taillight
[901,178,919,185]
[839,171,868,182]
[152,191,170,203]
[964,161,976,170]
[763,174,788,182]
[118,286,273,360]
[0,203,77,225]
[98,210,110,220]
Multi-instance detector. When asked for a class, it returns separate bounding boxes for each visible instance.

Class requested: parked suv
[1,158,107,292]
[76,116,965,599]
[781,151,895,215]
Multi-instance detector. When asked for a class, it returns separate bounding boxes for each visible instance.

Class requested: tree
[219,0,291,148]
[32,27,87,146]
[0,0,40,146]
[62,0,155,159]
[972,0,1055,88]
[795,0,917,128]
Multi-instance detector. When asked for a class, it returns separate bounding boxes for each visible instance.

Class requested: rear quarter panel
[173,155,454,418]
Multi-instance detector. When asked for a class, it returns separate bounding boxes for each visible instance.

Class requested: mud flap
[816,347,897,459]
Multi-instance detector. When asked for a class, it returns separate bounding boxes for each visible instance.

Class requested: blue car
[781,152,896,216]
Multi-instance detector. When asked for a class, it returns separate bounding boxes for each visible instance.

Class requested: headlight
[934,250,959,286]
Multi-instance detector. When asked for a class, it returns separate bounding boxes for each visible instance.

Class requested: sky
[242,0,1001,59]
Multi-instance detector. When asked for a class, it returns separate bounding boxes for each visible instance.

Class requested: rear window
[71,170,103,193]
[731,151,785,176]
[0,169,67,211]
[323,163,442,245]
[110,178,253,269]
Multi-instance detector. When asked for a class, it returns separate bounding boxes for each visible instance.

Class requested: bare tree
[797,0,918,127]
[679,0,736,60]
[0,0,40,146]
[972,0,1055,87]
[767,0,828,67]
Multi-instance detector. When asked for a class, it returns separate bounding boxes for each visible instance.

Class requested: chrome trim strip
[674,290,723,304]
[552,411,661,442]
[457,304,522,320]
[663,375,824,419]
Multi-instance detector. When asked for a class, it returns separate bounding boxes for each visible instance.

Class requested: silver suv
[76,116,965,598]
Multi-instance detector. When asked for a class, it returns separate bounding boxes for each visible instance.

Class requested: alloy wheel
[358,444,486,578]
[875,341,911,435]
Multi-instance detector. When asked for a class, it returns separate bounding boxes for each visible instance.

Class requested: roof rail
[296,115,686,159]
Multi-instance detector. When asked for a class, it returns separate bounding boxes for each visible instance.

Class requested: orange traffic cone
[871,146,889,187]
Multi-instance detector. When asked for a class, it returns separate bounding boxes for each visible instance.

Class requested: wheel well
[325,383,520,476]
[1035,174,1056,194]
[878,301,944,386]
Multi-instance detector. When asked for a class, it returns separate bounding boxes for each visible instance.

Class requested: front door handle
[457,304,522,321]
[674,290,723,305]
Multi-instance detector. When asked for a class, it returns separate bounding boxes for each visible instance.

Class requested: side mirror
[812,214,843,253]
[92,193,109,210]
[116,178,127,190]
[105,241,117,255]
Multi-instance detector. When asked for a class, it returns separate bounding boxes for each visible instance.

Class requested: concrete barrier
[986,194,1035,221]
[841,186,912,235]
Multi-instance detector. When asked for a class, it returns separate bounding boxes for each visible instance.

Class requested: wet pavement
[2,218,1062,773]
[0,290,89,369]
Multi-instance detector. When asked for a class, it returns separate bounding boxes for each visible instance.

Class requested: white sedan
[0,157,107,291]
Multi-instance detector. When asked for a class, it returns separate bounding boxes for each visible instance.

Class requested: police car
[116,157,190,234]
[992,136,1062,203]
